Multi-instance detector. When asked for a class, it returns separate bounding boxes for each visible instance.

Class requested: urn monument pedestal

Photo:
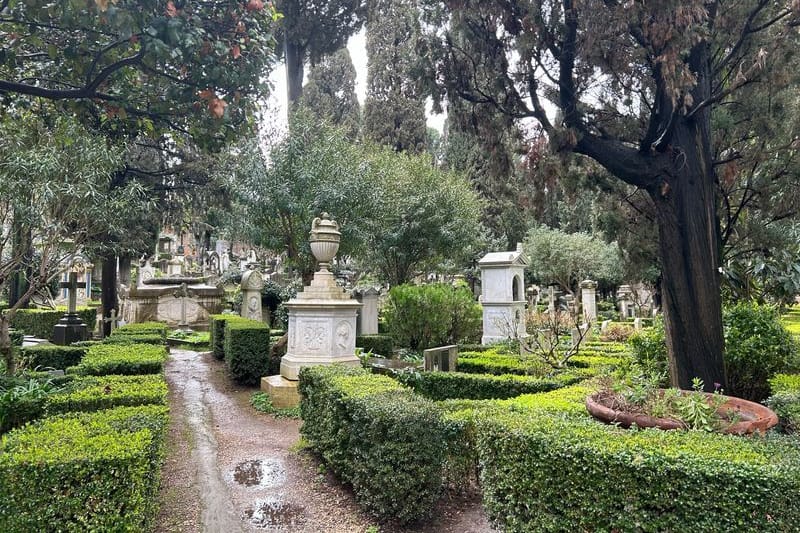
[262,214,361,408]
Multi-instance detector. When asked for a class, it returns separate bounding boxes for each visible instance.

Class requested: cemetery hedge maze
[0,322,171,531]
[300,325,800,531]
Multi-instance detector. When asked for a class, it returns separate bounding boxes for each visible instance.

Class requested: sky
[265,28,447,133]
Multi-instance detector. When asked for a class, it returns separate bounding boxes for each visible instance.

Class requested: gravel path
[156,349,497,533]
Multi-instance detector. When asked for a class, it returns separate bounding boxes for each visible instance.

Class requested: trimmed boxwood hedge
[400,371,564,401]
[71,344,167,376]
[299,365,446,523]
[766,373,800,433]
[475,389,800,532]
[46,374,168,415]
[111,321,168,339]
[9,329,23,347]
[10,307,97,340]
[223,318,270,385]
[0,405,169,532]
[20,345,86,370]
[210,314,246,360]
[104,333,167,345]
[355,334,394,357]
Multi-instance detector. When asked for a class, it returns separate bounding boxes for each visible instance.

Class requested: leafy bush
[477,408,800,532]
[224,318,270,385]
[0,405,168,531]
[71,344,167,376]
[9,329,23,347]
[398,370,563,401]
[355,334,394,357]
[46,375,168,415]
[111,321,168,339]
[103,333,166,345]
[384,283,481,350]
[20,345,86,369]
[11,307,97,340]
[0,379,61,434]
[250,392,300,419]
[210,314,246,360]
[628,318,668,383]
[299,365,446,523]
[724,302,797,401]
[766,373,800,432]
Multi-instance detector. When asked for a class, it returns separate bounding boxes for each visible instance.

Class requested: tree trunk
[8,212,32,308]
[0,314,15,375]
[101,254,117,337]
[285,39,305,110]
[118,255,132,287]
[649,116,726,392]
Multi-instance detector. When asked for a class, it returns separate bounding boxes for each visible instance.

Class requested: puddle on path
[231,458,287,488]
[243,497,306,529]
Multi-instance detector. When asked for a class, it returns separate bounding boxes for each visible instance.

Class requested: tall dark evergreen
[363,0,427,153]
[277,0,365,108]
[300,48,361,139]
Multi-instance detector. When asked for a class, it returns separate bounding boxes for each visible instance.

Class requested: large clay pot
[586,390,779,435]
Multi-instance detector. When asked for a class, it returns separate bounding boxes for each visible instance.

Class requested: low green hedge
[457,351,546,376]
[299,365,446,523]
[104,334,166,345]
[356,334,394,357]
[210,314,246,360]
[20,345,86,370]
[10,307,97,340]
[0,405,169,532]
[46,375,168,415]
[9,329,23,347]
[766,373,800,433]
[400,371,563,401]
[224,318,270,385]
[71,344,167,376]
[111,321,168,339]
[475,391,800,531]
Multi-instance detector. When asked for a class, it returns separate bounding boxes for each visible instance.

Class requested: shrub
[628,317,668,383]
[9,329,23,347]
[10,307,97,340]
[399,370,563,401]
[299,365,446,523]
[111,321,168,339]
[355,334,394,357]
[210,314,246,360]
[0,378,61,434]
[766,373,800,432]
[20,345,86,370]
[0,405,168,532]
[72,344,167,376]
[477,409,800,532]
[46,375,168,415]
[724,303,797,401]
[600,323,634,342]
[103,333,166,345]
[224,318,270,385]
[384,283,481,350]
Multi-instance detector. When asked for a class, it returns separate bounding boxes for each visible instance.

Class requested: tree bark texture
[285,40,305,110]
[101,254,117,337]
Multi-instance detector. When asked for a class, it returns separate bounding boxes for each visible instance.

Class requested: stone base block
[52,314,89,346]
[280,355,360,381]
[261,375,300,409]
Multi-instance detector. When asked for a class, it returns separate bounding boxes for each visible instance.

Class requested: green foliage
[299,365,445,523]
[398,370,563,401]
[458,349,549,376]
[599,322,635,342]
[384,283,481,350]
[300,48,361,139]
[250,392,300,419]
[224,319,270,385]
[104,333,166,346]
[355,334,394,357]
[0,405,168,532]
[477,408,800,532]
[46,375,167,415]
[111,322,168,339]
[0,378,60,434]
[8,330,23,347]
[20,345,86,370]
[10,307,97,340]
[209,314,246,360]
[72,344,167,376]
[524,225,623,293]
[628,319,669,385]
[723,302,797,401]
[766,374,800,433]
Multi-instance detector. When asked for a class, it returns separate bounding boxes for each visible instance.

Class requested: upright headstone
[601,319,612,332]
[353,287,380,335]
[138,259,155,288]
[240,267,264,321]
[580,279,598,323]
[633,317,643,331]
[617,284,633,319]
[53,271,89,345]
[479,243,528,344]
[166,257,183,276]
[548,285,559,313]
[423,345,458,372]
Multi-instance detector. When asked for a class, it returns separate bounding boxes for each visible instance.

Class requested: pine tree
[363,0,427,153]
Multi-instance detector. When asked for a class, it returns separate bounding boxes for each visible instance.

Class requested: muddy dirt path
[156,349,496,533]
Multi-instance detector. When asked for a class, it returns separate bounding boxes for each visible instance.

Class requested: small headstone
[423,345,458,372]
[633,317,643,331]
[601,319,612,332]
[240,268,265,321]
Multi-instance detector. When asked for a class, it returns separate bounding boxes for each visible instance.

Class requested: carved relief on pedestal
[336,321,352,350]
[303,325,327,351]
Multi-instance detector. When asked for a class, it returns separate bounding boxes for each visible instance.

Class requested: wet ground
[156,349,496,533]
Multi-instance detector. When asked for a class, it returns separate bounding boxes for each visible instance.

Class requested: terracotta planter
[586,390,779,435]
